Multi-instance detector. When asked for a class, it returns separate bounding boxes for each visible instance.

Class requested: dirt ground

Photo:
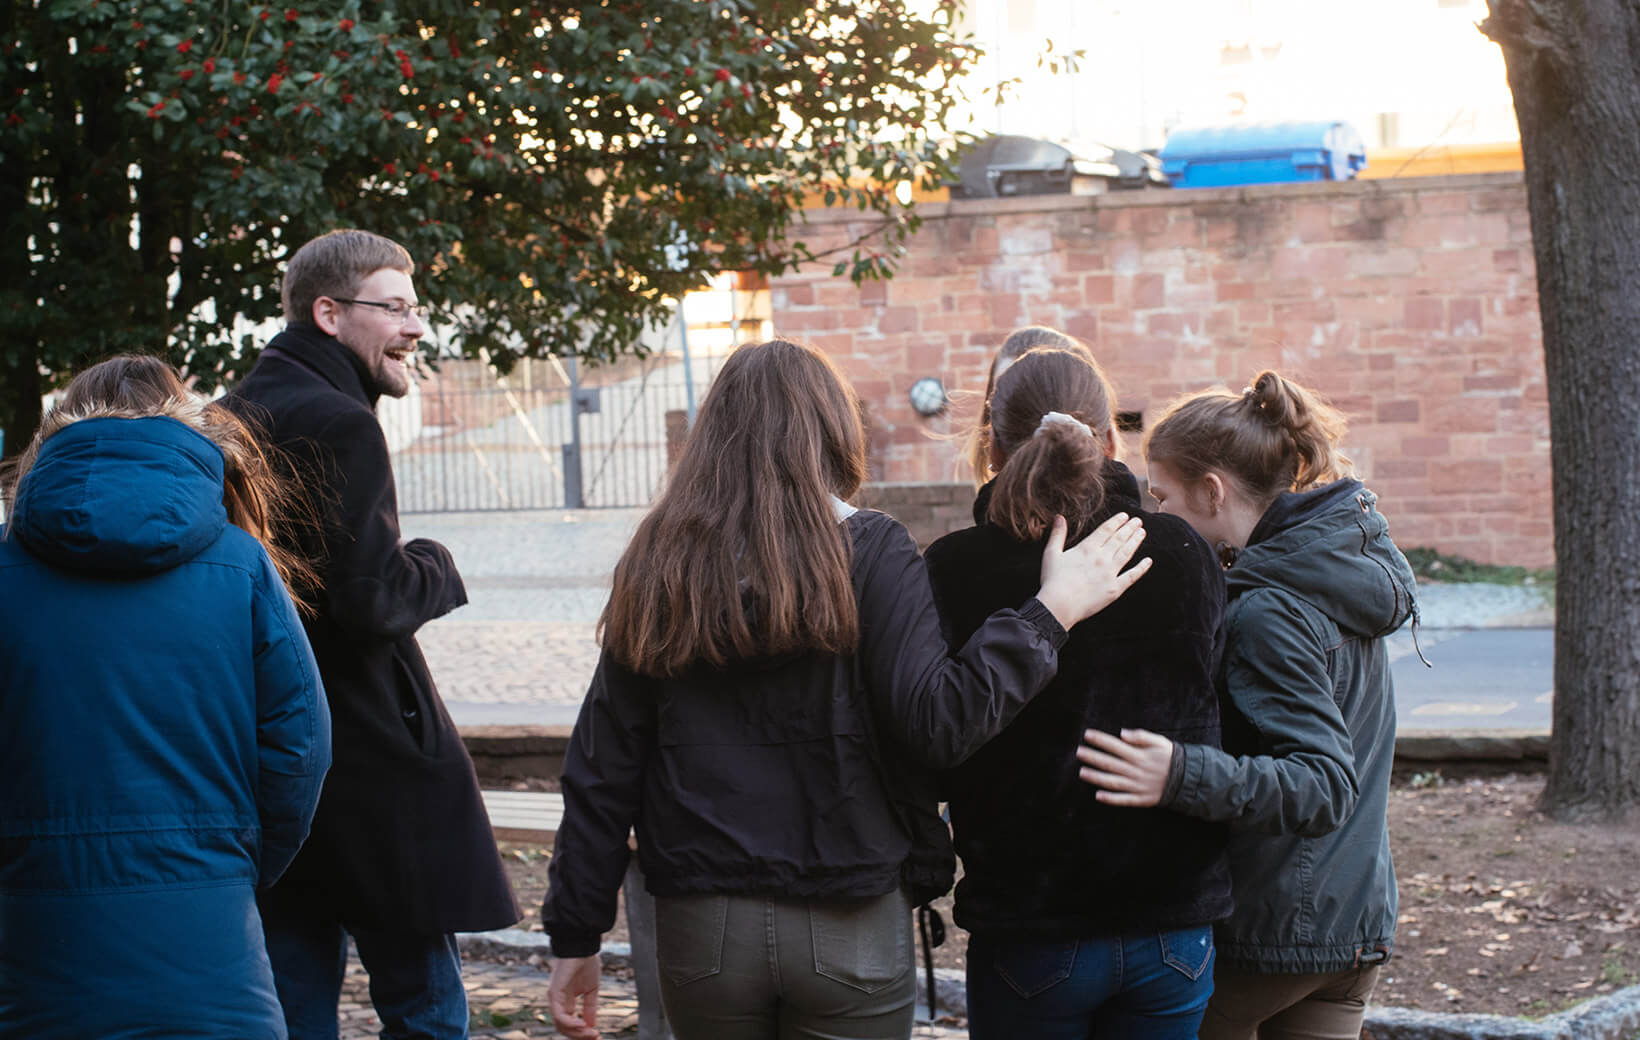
[496,772,1639,1019]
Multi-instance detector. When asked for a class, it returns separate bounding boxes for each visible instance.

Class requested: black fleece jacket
[925,462,1234,939]
[543,508,1069,958]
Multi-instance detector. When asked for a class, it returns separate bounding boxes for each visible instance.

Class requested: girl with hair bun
[925,344,1232,1039]
[1078,370,1418,1040]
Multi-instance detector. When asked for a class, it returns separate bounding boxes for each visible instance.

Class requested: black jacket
[226,324,520,934]
[1162,480,1415,972]
[924,463,1234,939]
[542,508,1068,958]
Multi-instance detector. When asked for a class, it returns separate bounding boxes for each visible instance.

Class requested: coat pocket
[390,648,438,756]
[811,889,912,994]
[654,893,728,987]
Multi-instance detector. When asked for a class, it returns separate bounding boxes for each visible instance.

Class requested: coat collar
[263,322,381,407]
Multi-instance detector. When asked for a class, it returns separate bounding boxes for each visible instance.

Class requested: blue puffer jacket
[0,415,331,1039]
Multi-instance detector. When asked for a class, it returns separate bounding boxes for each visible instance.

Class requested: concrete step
[481,789,563,841]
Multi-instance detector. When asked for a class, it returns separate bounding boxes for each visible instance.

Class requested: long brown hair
[2,355,319,611]
[984,348,1116,541]
[1144,370,1354,509]
[967,327,1097,485]
[600,339,868,677]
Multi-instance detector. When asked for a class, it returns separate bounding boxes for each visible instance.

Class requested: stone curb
[1363,985,1640,1039]
[459,930,1640,1040]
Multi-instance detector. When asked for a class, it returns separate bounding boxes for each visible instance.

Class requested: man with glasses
[228,229,520,1039]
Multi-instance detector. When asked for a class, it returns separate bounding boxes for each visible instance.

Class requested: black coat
[924,463,1233,940]
[542,508,1069,958]
[226,324,520,934]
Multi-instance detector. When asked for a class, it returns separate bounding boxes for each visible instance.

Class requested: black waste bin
[952,134,1168,198]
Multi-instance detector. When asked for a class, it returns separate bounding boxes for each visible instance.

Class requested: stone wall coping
[788,172,1527,228]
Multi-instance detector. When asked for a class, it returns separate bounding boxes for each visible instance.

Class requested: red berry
[339,18,354,30]
[285,8,297,22]
[714,68,730,82]
[176,39,193,54]
[202,58,216,72]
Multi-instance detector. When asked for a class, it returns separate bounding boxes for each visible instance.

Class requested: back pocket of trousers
[655,893,728,986]
[1160,926,1214,981]
[811,890,911,994]
[989,937,1078,999]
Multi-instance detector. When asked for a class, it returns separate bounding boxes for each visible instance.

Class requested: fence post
[563,357,585,508]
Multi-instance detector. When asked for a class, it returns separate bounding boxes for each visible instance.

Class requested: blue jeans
[966,926,1215,1040]
[257,888,469,1040]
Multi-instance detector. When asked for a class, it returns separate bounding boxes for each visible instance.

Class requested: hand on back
[1036,513,1152,629]
[1076,728,1175,807]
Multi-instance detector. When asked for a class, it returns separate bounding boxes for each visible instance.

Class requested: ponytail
[1146,370,1353,507]
[967,327,1099,486]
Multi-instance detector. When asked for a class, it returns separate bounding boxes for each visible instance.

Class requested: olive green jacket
[1162,479,1416,973]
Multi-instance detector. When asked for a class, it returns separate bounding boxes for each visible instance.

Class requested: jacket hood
[9,415,227,575]
[1228,478,1416,638]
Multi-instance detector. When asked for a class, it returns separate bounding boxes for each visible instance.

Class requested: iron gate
[391,342,727,513]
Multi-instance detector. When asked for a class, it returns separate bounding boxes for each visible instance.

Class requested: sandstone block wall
[772,174,1550,566]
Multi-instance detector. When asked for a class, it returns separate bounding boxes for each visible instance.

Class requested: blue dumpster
[1159,121,1367,188]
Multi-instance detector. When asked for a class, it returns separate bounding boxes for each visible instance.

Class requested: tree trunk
[1484,0,1640,820]
[0,342,43,471]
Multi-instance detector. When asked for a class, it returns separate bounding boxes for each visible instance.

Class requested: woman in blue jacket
[0,356,331,1039]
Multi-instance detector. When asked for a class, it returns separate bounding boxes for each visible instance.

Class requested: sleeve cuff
[549,932,602,959]
[1018,597,1070,650]
[1162,741,1189,805]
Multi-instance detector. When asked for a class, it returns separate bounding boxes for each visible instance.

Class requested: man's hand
[1036,513,1152,629]
[1077,728,1174,807]
[548,954,603,1040]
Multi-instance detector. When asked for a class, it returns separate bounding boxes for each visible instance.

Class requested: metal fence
[390,345,728,513]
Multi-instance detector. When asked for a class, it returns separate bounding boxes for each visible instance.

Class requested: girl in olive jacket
[1080,371,1417,1040]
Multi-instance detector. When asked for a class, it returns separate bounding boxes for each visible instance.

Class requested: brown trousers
[1197,963,1382,1040]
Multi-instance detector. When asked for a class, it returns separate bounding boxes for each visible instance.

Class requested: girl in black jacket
[542,339,1153,1040]
[926,343,1232,1039]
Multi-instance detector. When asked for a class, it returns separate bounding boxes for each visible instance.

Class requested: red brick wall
[771,173,1551,566]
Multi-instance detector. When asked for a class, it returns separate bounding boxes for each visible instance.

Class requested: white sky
[955,0,1518,152]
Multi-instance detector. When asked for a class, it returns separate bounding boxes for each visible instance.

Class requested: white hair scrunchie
[1034,411,1094,439]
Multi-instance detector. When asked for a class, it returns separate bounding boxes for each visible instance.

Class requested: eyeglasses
[330,297,429,323]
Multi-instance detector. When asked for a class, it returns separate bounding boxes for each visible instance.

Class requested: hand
[1037,513,1152,629]
[1077,728,1174,807]
[548,954,603,1040]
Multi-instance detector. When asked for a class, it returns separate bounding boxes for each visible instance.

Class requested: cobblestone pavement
[402,509,640,725]
[338,954,971,1038]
